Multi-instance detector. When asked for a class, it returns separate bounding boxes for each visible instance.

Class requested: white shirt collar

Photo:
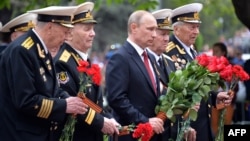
[146,48,160,62]
[73,48,88,61]
[32,29,48,54]
[127,38,145,58]
[174,35,194,58]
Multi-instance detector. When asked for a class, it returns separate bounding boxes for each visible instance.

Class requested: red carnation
[77,60,89,73]
[132,123,153,141]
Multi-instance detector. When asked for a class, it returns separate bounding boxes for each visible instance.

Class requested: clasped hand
[102,117,120,135]
[217,91,233,107]
[65,97,88,114]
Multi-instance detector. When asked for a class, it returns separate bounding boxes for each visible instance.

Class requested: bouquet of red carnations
[59,60,102,141]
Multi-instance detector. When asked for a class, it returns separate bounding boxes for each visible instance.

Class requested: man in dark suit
[105,10,165,141]
[164,3,233,141]
[54,2,119,141]
[0,6,88,141]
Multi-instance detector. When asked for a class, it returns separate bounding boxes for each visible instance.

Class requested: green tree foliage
[0,0,246,53]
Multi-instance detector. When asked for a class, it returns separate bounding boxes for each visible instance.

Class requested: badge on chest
[57,71,69,84]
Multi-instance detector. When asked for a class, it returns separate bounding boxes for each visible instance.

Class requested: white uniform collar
[174,35,194,58]
[146,48,161,62]
[32,29,48,54]
[73,48,88,61]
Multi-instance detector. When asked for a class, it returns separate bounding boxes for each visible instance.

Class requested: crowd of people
[0,1,245,141]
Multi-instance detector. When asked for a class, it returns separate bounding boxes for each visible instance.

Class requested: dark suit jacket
[164,35,217,141]
[0,29,68,141]
[147,51,177,141]
[54,43,112,141]
[156,54,176,87]
[106,41,164,141]
[0,44,8,53]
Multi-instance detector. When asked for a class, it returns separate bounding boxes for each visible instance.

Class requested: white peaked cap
[1,13,37,33]
[152,9,173,30]
[171,3,203,24]
[28,6,77,28]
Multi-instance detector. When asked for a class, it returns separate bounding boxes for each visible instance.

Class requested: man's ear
[10,32,18,41]
[65,28,73,41]
[130,23,137,33]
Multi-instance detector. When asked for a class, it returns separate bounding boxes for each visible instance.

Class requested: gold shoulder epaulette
[71,53,81,65]
[176,45,186,54]
[168,41,175,46]
[21,37,34,49]
[59,50,71,63]
[166,41,176,52]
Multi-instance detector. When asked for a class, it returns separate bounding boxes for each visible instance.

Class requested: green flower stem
[78,73,85,93]
[59,115,77,141]
[216,108,226,141]
[176,118,191,141]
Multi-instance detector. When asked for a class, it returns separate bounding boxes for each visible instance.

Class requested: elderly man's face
[70,23,95,52]
[151,29,170,55]
[50,23,70,49]
[174,22,200,46]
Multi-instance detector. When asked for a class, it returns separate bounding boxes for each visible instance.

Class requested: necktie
[142,51,157,94]
[190,48,196,59]
[158,58,164,70]
[87,58,91,65]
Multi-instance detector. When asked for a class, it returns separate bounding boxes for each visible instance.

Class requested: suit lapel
[36,43,54,77]
[35,41,58,96]
[162,56,176,76]
[158,61,168,86]
[171,36,193,62]
[64,45,82,65]
[152,57,168,96]
[182,50,193,62]
[148,52,160,96]
[125,42,156,96]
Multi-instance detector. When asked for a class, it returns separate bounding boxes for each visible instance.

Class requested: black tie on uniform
[190,48,196,59]
[158,58,164,70]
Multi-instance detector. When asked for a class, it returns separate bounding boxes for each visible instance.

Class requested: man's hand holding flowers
[110,118,121,133]
[192,103,200,112]
[195,54,249,141]
[65,97,88,114]
[102,117,120,135]
[183,127,196,141]
[149,117,164,134]
[60,60,105,141]
[216,91,233,109]
[118,122,154,141]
